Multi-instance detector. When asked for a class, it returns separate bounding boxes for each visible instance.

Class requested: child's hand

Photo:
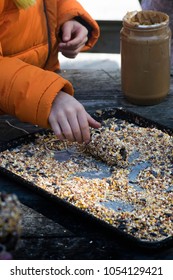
[49,91,101,143]
[58,20,88,58]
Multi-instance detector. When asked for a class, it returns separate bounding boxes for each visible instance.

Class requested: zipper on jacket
[43,0,51,67]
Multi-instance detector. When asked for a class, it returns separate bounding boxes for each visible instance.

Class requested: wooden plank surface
[0,69,173,260]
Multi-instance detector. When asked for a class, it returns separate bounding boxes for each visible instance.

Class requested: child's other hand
[49,91,101,143]
[58,20,88,58]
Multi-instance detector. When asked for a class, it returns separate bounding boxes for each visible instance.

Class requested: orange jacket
[0,0,99,128]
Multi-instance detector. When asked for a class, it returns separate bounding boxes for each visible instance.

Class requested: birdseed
[0,117,173,242]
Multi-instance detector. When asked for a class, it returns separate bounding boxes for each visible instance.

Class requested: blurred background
[59,0,142,70]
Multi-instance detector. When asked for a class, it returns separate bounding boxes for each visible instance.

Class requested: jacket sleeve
[56,0,100,51]
[0,55,74,128]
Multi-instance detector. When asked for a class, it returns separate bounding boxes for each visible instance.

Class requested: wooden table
[0,69,173,260]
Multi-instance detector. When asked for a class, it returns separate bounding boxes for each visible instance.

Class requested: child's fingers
[59,35,88,50]
[87,113,101,129]
[68,115,83,143]
[61,22,72,42]
[77,111,91,144]
[49,120,66,141]
[58,117,76,142]
[60,44,85,58]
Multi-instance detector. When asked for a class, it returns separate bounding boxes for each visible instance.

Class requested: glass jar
[120,10,171,105]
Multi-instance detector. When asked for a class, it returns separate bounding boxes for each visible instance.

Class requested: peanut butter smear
[124,10,168,27]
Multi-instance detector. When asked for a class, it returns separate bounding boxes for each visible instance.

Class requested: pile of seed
[0,117,173,242]
[0,193,22,246]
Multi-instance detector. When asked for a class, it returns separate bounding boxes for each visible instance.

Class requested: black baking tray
[0,107,173,249]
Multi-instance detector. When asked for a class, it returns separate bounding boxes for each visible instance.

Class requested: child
[0,0,101,144]
[141,0,173,66]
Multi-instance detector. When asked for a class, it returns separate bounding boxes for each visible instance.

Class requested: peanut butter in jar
[120,10,171,105]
